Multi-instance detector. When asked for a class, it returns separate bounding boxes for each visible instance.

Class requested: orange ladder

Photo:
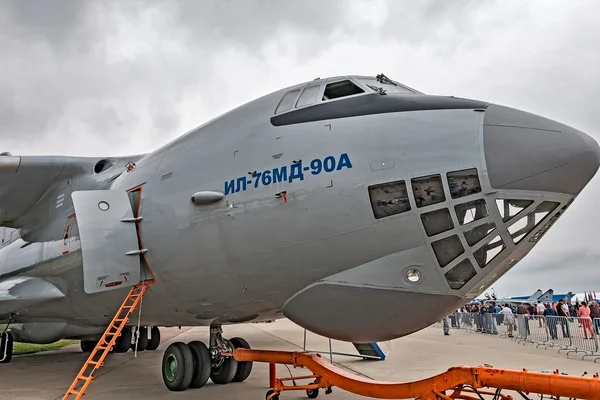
[63,282,151,400]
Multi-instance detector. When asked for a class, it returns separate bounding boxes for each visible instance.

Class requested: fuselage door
[71,190,142,294]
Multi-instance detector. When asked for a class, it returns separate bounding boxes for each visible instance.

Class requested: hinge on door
[125,249,148,256]
[120,217,143,223]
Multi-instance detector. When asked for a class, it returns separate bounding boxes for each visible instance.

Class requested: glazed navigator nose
[483,104,600,195]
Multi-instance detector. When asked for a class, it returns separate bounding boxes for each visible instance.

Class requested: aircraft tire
[162,342,194,391]
[187,340,211,388]
[146,326,161,351]
[115,328,132,353]
[210,340,238,385]
[132,327,148,352]
[80,340,97,352]
[0,332,13,364]
[229,337,253,382]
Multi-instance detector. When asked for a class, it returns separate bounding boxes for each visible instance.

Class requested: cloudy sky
[2,0,599,296]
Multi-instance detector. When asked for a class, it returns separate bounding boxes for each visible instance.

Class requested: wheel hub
[164,354,178,382]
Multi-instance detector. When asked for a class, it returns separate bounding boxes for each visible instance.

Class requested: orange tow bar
[229,348,600,400]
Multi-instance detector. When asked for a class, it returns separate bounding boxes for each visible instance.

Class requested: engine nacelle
[9,322,105,344]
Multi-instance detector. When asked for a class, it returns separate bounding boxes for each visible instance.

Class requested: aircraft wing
[0,155,75,228]
[0,154,146,228]
[0,277,65,318]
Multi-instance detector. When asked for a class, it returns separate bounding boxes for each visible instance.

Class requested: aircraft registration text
[224,153,353,195]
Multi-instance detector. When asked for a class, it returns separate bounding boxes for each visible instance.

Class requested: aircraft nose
[483,104,600,195]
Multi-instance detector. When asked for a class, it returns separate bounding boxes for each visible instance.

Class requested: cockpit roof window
[323,80,364,101]
[275,89,301,114]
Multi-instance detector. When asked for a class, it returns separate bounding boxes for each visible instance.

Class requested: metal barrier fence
[440,312,600,362]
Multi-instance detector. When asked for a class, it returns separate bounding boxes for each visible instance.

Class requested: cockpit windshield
[273,74,422,115]
[356,74,421,95]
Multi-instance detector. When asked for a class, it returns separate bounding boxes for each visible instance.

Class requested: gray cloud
[2,0,600,296]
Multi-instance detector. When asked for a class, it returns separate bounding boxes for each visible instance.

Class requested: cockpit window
[447,168,482,199]
[296,85,321,108]
[275,89,301,114]
[411,174,445,208]
[368,180,411,219]
[357,77,418,94]
[323,80,364,100]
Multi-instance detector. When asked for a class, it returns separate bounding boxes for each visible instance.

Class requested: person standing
[500,303,515,337]
[543,302,558,339]
[442,316,451,336]
[589,301,600,334]
[578,302,594,339]
[557,299,571,338]
[516,303,529,337]
[536,301,546,327]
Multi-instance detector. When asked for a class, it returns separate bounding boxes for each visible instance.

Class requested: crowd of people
[442,299,600,338]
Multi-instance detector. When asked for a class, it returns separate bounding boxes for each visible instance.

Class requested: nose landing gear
[161,323,253,392]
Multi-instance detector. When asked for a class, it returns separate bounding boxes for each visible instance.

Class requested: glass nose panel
[420,208,454,237]
[447,168,482,199]
[464,222,496,247]
[496,199,533,223]
[431,234,464,268]
[445,258,477,289]
[455,199,488,225]
[411,174,445,208]
[508,201,560,244]
[473,235,506,268]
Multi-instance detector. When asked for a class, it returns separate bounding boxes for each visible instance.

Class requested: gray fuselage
[1,75,599,344]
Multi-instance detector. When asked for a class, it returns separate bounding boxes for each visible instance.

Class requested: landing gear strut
[161,323,253,392]
[208,325,238,384]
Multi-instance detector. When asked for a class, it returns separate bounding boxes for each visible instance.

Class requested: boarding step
[352,342,386,360]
